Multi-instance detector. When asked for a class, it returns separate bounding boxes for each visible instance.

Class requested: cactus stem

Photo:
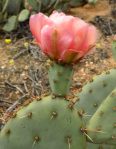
[48,62,73,96]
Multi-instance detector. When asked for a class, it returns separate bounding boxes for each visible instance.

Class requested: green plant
[0,63,86,149]
[1,64,116,149]
[0,0,30,32]
[88,0,98,4]
[112,40,116,61]
[87,88,116,145]
[75,69,116,149]
[0,0,97,32]
[0,10,115,149]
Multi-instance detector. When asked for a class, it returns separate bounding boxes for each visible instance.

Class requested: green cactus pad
[48,62,73,96]
[53,1,70,12]
[87,143,115,149]
[41,0,56,9]
[18,9,30,22]
[0,96,86,149]
[24,0,39,11]
[69,0,86,7]
[6,0,22,14]
[87,88,116,145]
[75,69,116,123]
[3,15,18,32]
[112,41,116,62]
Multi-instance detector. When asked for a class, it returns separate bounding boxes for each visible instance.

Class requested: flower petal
[78,25,97,56]
[29,13,52,43]
[60,49,78,63]
[41,25,59,59]
[58,33,73,55]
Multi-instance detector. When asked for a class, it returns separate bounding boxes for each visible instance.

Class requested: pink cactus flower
[30,11,97,63]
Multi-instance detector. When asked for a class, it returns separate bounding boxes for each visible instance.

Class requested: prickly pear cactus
[3,15,18,32]
[87,88,116,145]
[0,0,98,31]
[112,40,116,61]
[69,0,86,7]
[0,96,86,149]
[48,62,73,96]
[87,143,115,149]
[18,9,30,22]
[75,69,116,123]
[6,0,22,15]
[0,62,86,149]
[24,0,41,11]
[0,0,23,31]
[75,69,116,149]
